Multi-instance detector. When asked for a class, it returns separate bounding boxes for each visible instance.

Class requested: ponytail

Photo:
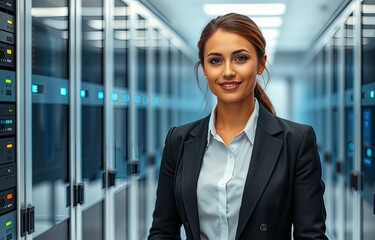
[254,82,275,115]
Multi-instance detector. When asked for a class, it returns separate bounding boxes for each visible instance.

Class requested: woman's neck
[215,97,255,145]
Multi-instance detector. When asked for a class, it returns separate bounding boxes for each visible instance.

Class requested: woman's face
[202,29,266,105]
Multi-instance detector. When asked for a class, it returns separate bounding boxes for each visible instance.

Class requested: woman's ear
[202,65,208,79]
[258,54,267,74]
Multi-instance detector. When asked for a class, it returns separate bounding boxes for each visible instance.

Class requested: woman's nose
[223,62,235,78]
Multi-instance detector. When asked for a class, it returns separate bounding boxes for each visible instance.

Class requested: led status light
[32,84,39,93]
[142,96,149,104]
[123,93,130,103]
[80,90,87,98]
[134,95,142,104]
[97,91,104,100]
[7,193,12,200]
[6,143,12,149]
[0,120,12,124]
[5,78,12,84]
[6,49,12,55]
[112,93,119,101]
[7,19,13,25]
[152,97,160,106]
[60,87,67,96]
[348,142,355,152]
[6,221,12,227]
[367,148,373,157]
[370,90,375,98]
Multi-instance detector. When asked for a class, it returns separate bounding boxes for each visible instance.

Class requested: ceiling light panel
[203,3,286,16]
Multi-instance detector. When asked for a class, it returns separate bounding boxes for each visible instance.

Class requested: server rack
[296,0,375,239]
[360,0,375,239]
[0,1,17,240]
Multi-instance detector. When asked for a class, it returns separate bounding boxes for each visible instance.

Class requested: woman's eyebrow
[232,49,250,55]
[206,52,222,57]
[206,49,250,57]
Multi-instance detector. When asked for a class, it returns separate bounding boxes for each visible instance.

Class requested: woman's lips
[219,81,242,90]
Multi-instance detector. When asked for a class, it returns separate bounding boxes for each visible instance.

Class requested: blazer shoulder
[169,115,210,140]
[274,116,316,139]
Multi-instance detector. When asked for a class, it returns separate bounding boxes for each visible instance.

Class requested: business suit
[148,103,328,240]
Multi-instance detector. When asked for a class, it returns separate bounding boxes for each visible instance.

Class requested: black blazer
[149,104,328,240]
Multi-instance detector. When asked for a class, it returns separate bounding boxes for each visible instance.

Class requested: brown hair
[194,13,275,115]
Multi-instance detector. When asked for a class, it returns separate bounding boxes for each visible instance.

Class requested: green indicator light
[5,78,11,84]
[6,220,12,227]
[8,108,13,113]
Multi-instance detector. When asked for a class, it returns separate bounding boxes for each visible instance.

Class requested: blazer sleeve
[292,126,328,240]
[148,127,182,240]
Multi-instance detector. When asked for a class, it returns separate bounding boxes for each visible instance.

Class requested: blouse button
[185,222,190,229]
[260,223,268,231]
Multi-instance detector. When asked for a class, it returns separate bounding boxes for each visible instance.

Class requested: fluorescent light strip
[32,7,68,17]
[43,19,68,30]
[363,4,375,14]
[84,31,104,41]
[347,16,375,25]
[88,20,128,30]
[203,4,286,16]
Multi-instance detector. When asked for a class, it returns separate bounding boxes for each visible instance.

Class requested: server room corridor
[0,0,374,239]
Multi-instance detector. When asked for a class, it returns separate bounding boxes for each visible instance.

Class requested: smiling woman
[148,12,328,240]
[195,13,274,116]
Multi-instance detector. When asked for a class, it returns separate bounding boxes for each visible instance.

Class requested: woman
[148,13,328,240]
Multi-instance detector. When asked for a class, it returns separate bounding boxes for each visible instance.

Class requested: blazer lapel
[236,105,283,239]
[181,117,209,240]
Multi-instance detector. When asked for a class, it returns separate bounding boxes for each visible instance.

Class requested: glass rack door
[113,1,129,239]
[31,0,71,239]
[361,1,375,239]
[344,12,355,240]
[80,0,105,239]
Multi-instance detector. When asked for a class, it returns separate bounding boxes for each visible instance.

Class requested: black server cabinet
[361,0,375,238]
[0,0,16,239]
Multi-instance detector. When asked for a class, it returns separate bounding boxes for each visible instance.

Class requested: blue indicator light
[367,148,373,157]
[97,91,104,100]
[112,93,119,101]
[32,84,38,93]
[80,90,87,98]
[134,95,142,104]
[371,90,375,98]
[348,142,355,152]
[60,87,67,96]
[152,97,159,106]
[123,93,130,103]
[142,96,149,104]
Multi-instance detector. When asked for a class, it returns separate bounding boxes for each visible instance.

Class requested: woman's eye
[209,58,222,64]
[235,56,248,62]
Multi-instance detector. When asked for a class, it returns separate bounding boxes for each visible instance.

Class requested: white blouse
[197,100,259,240]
